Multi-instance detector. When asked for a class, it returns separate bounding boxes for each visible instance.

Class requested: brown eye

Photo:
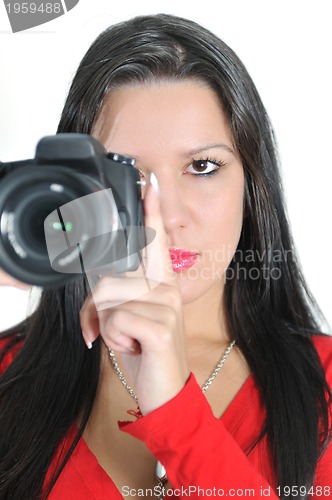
[186,159,224,177]
[193,160,210,172]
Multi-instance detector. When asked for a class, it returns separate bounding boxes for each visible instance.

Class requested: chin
[176,274,223,306]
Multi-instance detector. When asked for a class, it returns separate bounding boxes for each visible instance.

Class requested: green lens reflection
[52,221,73,232]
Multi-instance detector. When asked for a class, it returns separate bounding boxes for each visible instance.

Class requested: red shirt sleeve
[120,334,332,500]
[120,373,279,499]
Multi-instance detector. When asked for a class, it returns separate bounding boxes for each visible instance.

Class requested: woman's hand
[0,269,31,290]
[80,181,190,415]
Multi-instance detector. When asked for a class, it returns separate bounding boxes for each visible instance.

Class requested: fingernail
[149,173,159,194]
[82,329,93,349]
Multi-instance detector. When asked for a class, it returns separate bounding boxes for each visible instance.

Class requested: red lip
[169,248,199,272]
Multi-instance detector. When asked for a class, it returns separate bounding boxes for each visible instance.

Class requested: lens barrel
[0,165,115,286]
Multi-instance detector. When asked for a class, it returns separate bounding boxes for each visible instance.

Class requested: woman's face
[92,80,245,306]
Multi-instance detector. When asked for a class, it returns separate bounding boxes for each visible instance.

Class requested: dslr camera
[0,134,149,287]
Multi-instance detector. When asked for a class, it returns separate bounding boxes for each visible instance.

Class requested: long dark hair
[1,14,331,499]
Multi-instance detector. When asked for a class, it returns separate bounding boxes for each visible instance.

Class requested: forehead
[91,80,234,155]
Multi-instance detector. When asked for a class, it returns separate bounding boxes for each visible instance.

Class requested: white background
[0,0,331,331]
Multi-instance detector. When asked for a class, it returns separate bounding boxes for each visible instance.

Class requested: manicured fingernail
[82,329,93,349]
[150,173,159,194]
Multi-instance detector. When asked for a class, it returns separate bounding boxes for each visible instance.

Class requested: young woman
[1,14,331,500]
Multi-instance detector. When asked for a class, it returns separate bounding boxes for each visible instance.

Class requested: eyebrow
[108,142,235,164]
[181,143,235,157]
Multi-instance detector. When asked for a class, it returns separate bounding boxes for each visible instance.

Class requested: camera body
[0,134,146,287]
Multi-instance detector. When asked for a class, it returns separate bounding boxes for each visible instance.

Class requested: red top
[1,334,332,499]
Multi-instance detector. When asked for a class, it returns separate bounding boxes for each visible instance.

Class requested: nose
[156,174,190,235]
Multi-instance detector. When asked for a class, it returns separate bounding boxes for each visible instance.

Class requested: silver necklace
[108,340,236,495]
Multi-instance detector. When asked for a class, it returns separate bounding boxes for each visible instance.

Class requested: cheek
[176,185,244,304]
[205,186,244,244]
[198,179,245,273]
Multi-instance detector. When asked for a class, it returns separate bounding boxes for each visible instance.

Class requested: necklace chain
[108,339,236,404]
[108,349,139,403]
[107,339,236,498]
[201,340,236,392]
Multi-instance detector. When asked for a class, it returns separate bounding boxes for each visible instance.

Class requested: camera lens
[28,203,52,246]
[18,197,62,255]
[0,165,110,286]
[45,187,122,276]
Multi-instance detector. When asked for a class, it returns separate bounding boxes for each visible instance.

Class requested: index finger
[143,174,176,286]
